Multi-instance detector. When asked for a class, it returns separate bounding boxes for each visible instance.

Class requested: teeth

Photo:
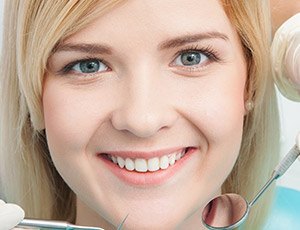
[175,152,181,160]
[112,156,117,164]
[125,158,135,171]
[148,157,160,172]
[135,159,148,172]
[110,148,189,172]
[169,153,176,165]
[160,155,169,169]
[117,157,125,168]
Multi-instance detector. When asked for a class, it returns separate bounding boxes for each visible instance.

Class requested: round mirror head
[202,193,249,229]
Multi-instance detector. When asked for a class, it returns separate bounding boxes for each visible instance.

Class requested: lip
[96,147,198,186]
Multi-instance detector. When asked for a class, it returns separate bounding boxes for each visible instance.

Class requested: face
[43,0,247,229]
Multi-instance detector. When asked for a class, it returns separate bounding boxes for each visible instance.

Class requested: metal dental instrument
[202,138,300,230]
[117,214,129,230]
[17,213,128,229]
[17,219,105,230]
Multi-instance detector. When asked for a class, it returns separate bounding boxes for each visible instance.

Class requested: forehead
[64,0,236,45]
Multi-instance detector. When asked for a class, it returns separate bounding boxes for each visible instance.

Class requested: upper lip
[98,146,191,159]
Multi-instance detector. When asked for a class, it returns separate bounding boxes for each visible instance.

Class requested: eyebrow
[53,43,113,55]
[52,31,229,55]
[158,31,229,50]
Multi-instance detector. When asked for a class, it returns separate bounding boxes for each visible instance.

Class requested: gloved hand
[271,13,300,102]
[285,29,300,91]
[0,199,24,230]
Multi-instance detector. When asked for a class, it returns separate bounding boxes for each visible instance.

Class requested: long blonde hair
[0,0,279,228]
[221,0,280,228]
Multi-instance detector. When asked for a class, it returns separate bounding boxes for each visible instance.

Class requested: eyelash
[58,57,110,76]
[172,45,221,71]
[57,45,221,76]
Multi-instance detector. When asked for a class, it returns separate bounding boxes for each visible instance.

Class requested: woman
[0,0,280,229]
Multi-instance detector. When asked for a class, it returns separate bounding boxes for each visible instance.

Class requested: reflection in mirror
[202,194,248,229]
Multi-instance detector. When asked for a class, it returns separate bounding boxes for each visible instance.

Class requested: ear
[244,100,254,115]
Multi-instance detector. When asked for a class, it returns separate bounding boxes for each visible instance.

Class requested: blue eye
[73,59,108,73]
[174,51,209,66]
[62,58,109,75]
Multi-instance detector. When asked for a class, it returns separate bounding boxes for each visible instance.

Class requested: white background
[0,1,299,190]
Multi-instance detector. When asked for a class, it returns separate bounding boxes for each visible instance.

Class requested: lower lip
[97,148,197,186]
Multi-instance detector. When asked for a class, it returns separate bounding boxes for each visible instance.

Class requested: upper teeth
[108,149,187,172]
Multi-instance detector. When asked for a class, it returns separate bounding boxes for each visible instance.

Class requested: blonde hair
[0,0,124,221]
[221,0,280,229]
[0,0,279,228]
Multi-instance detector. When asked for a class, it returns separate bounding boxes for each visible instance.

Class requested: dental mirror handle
[18,213,128,230]
[249,144,300,207]
[18,218,104,230]
[117,214,129,230]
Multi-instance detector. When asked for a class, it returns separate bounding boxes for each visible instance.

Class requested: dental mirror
[202,141,300,230]
[202,193,249,229]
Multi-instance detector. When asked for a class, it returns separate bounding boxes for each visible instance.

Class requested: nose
[111,69,178,138]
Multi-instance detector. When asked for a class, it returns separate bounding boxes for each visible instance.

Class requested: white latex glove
[0,199,24,230]
[285,28,300,90]
[271,13,300,101]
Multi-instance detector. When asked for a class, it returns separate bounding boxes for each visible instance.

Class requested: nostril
[111,112,165,138]
[110,103,179,138]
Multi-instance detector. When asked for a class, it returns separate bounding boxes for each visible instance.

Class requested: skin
[43,0,248,229]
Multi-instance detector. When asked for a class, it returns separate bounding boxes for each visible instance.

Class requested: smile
[105,148,188,172]
[97,147,197,186]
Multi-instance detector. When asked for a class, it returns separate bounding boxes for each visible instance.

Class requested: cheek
[178,65,247,178]
[42,80,104,156]
[42,80,110,195]
[206,83,245,141]
[180,73,246,143]
[43,93,81,154]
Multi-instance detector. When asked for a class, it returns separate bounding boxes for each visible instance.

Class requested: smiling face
[43,0,247,229]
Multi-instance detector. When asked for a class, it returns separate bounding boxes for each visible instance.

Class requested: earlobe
[243,81,254,115]
[243,76,253,115]
[244,99,254,115]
